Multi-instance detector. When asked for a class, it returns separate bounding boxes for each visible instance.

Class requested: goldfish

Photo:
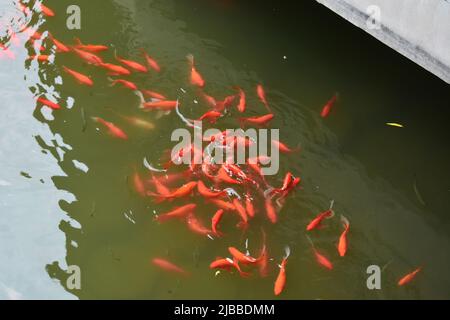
[232,199,248,225]
[28,55,50,62]
[149,181,197,201]
[198,110,222,123]
[197,181,226,198]
[39,3,55,17]
[200,91,217,108]
[256,84,271,112]
[92,116,128,139]
[272,140,299,153]
[142,89,166,101]
[186,213,212,236]
[133,172,146,196]
[211,209,225,237]
[98,63,131,76]
[74,38,108,52]
[245,194,255,218]
[71,47,103,65]
[307,236,333,270]
[116,55,148,73]
[209,257,250,278]
[215,166,242,185]
[141,100,179,111]
[240,114,274,126]
[48,33,70,52]
[209,199,236,211]
[152,257,189,276]
[154,203,196,223]
[187,54,205,88]
[110,79,138,91]
[37,97,61,110]
[306,201,335,231]
[258,230,269,277]
[320,94,338,118]
[398,267,422,286]
[62,66,93,86]
[151,174,171,196]
[274,246,290,296]
[141,49,161,72]
[337,215,350,257]
[228,247,260,265]
[235,87,246,113]
[265,197,278,224]
[215,94,236,112]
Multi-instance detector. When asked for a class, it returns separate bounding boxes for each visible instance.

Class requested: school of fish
[0,1,423,297]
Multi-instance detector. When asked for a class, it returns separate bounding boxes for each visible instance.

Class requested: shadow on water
[1,0,449,299]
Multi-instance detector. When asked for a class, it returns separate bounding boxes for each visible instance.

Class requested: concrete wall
[317,0,450,84]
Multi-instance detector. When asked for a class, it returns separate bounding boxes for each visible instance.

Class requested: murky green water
[1,0,449,300]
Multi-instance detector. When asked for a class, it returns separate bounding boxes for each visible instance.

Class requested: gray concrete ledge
[317,0,450,84]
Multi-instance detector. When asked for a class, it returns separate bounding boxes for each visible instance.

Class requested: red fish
[152,258,189,276]
[63,66,93,86]
[37,97,61,110]
[245,194,255,218]
[187,54,205,88]
[265,198,277,224]
[215,166,241,185]
[232,199,248,225]
[274,247,290,296]
[337,215,350,257]
[186,213,212,236]
[272,140,299,153]
[209,257,250,277]
[74,38,108,52]
[198,110,222,123]
[98,63,131,76]
[398,267,422,286]
[28,55,50,62]
[142,89,166,100]
[320,94,338,118]
[150,175,171,196]
[110,79,138,91]
[256,84,271,112]
[116,55,148,73]
[154,203,196,223]
[71,47,103,65]
[240,114,274,126]
[197,181,226,198]
[141,49,161,72]
[48,33,70,53]
[92,117,128,139]
[39,3,55,17]
[306,201,335,231]
[235,87,246,113]
[142,100,178,111]
[133,172,146,196]
[228,247,259,265]
[215,94,236,112]
[211,209,225,237]
[149,181,197,201]
[259,230,269,277]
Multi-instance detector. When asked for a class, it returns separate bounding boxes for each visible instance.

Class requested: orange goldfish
[37,97,61,110]
[274,247,290,296]
[74,38,108,52]
[116,55,148,73]
[398,267,422,286]
[337,215,350,257]
[92,117,128,139]
[71,47,103,65]
[306,201,335,231]
[240,114,274,126]
[152,258,189,276]
[320,94,338,118]
[63,66,93,86]
[187,54,205,88]
[110,79,138,91]
[141,49,161,72]
[154,203,196,223]
[211,209,225,237]
[256,84,271,112]
[142,89,166,101]
[98,63,131,76]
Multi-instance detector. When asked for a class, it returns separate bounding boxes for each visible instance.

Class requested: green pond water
[0,0,449,299]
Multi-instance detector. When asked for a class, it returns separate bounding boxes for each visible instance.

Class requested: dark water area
[0,0,449,300]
